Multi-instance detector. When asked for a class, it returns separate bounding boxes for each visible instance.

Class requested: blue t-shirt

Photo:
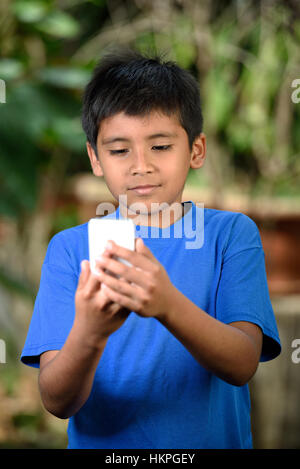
[21,200,281,449]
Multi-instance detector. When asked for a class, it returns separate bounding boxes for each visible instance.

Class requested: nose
[130,147,154,175]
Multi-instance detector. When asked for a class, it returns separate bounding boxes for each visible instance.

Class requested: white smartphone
[88,217,136,276]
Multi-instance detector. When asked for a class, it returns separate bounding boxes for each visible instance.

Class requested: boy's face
[87,110,206,226]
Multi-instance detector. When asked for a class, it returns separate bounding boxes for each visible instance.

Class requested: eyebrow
[101,132,178,146]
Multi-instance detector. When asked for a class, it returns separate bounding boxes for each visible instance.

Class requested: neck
[119,201,185,228]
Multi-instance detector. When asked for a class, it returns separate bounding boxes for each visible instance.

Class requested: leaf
[35,10,80,38]
[226,118,252,153]
[13,0,50,23]
[0,81,81,218]
[36,66,91,89]
[49,116,86,151]
[203,68,235,131]
[173,41,197,69]
[0,59,25,80]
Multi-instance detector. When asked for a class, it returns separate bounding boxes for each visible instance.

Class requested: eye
[152,145,172,151]
[109,148,128,155]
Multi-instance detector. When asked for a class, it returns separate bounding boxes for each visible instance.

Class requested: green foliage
[13,0,80,38]
[0,0,298,310]
[0,0,299,449]
[0,81,83,217]
[12,412,43,431]
[0,59,25,80]
[50,204,80,237]
[13,1,51,24]
[36,66,91,89]
[0,0,299,225]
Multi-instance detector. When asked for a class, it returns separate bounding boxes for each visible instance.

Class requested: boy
[21,49,281,449]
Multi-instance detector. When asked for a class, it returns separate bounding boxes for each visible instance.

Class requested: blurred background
[0,0,300,449]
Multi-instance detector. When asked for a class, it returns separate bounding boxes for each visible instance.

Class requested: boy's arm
[39,332,107,419]
[157,292,262,386]
[38,259,130,419]
[96,238,263,387]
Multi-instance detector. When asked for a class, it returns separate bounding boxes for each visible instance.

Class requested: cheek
[171,157,191,177]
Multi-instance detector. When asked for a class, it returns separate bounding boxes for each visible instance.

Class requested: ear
[189,133,206,169]
[86,141,104,177]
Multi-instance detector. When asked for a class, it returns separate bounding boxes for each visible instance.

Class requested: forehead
[97,110,185,142]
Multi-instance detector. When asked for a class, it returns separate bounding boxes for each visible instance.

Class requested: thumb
[77,260,90,289]
[135,237,153,258]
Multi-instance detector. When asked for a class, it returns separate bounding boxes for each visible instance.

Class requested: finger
[133,238,161,270]
[96,269,147,316]
[77,260,90,289]
[83,261,103,296]
[96,267,138,296]
[135,237,155,259]
[101,283,138,312]
[96,257,150,290]
[105,239,156,271]
[98,283,116,308]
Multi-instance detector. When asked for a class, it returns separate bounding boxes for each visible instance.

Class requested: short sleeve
[216,214,281,362]
[20,234,79,367]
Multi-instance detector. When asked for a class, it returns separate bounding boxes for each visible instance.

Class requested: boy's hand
[74,260,131,345]
[95,238,175,320]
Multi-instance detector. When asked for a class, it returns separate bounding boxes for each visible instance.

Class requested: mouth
[129,185,160,195]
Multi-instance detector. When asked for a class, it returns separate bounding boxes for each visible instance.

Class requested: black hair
[81,48,203,157]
